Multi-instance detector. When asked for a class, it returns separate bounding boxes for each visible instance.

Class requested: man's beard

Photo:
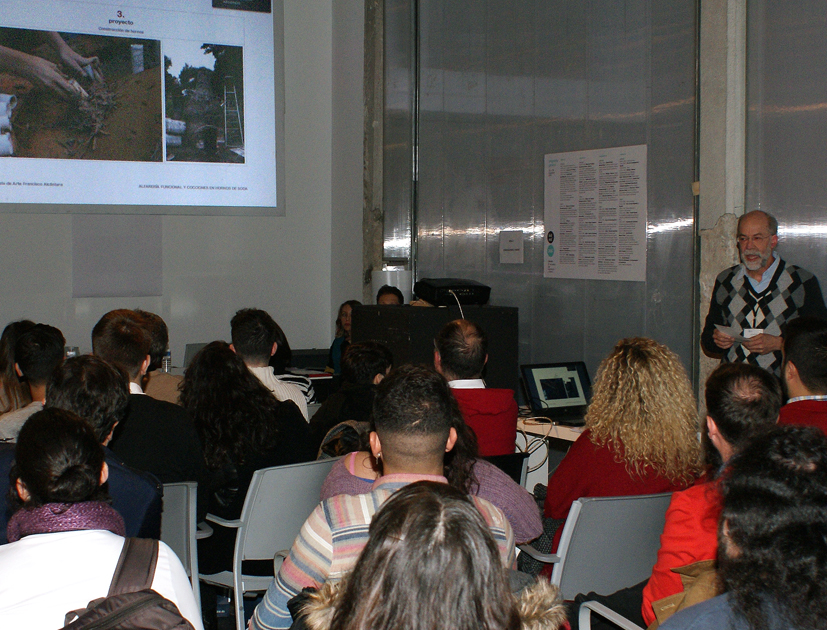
[741,248,771,271]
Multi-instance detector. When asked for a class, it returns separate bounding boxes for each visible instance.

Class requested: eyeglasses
[737,234,770,246]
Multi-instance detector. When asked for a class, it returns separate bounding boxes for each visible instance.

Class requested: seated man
[308,340,393,455]
[662,425,827,630]
[92,309,209,492]
[569,362,783,630]
[779,316,827,433]
[434,319,518,456]
[376,284,404,305]
[0,355,163,542]
[136,309,183,405]
[230,308,309,420]
[250,365,516,630]
[0,324,64,441]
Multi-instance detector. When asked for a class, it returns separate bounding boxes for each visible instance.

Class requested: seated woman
[297,481,565,630]
[544,337,703,553]
[0,319,34,415]
[325,300,361,375]
[320,394,542,544]
[180,341,313,573]
[0,408,202,629]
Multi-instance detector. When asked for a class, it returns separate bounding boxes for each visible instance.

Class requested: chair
[160,482,213,609]
[199,457,339,630]
[482,451,530,486]
[518,492,672,601]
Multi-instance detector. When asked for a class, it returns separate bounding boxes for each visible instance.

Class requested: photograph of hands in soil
[0,28,162,162]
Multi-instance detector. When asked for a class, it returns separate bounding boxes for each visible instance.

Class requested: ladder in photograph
[224,77,244,148]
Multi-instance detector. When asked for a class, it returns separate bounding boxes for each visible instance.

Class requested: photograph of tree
[164,42,244,163]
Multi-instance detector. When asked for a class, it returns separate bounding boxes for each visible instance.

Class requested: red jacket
[544,430,688,552]
[451,388,518,457]
[641,479,722,626]
[778,400,827,436]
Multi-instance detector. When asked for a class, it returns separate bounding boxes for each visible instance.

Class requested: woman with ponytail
[0,408,203,629]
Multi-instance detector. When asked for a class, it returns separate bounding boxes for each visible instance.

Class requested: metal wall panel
[746,2,827,291]
[384,0,698,377]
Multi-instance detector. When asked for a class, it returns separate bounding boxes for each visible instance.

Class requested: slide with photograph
[0,0,277,209]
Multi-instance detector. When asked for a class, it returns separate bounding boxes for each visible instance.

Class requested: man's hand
[712,328,735,350]
[48,32,102,82]
[0,46,81,100]
[742,333,783,355]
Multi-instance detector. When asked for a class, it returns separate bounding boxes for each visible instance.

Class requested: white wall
[0,3,365,364]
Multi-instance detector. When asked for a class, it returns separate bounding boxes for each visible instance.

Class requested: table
[516,417,583,490]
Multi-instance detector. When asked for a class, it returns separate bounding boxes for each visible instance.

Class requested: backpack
[63,537,196,629]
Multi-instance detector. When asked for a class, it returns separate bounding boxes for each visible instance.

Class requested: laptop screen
[520,362,591,413]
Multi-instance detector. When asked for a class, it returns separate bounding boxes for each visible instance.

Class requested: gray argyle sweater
[701,258,827,375]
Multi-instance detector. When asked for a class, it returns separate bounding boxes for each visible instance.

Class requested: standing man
[702,210,827,375]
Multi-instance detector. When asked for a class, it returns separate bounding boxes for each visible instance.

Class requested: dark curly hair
[179,341,284,469]
[720,425,827,630]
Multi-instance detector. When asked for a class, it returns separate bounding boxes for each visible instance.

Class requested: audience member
[250,364,516,630]
[320,388,542,544]
[0,409,203,629]
[92,309,209,488]
[0,323,64,441]
[568,362,783,630]
[778,316,827,433]
[0,319,34,415]
[544,338,702,554]
[179,341,312,573]
[325,300,361,375]
[376,284,404,305]
[268,319,317,404]
[662,425,827,630]
[46,355,163,539]
[309,341,392,455]
[136,309,183,405]
[434,319,519,456]
[231,308,309,420]
[296,482,565,630]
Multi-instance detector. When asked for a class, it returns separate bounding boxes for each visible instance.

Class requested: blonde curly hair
[585,337,702,484]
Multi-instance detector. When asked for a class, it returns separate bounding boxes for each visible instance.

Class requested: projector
[413,278,491,306]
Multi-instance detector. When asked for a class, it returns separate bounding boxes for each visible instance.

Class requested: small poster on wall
[543,145,647,282]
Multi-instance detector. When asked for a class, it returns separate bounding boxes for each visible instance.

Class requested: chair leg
[234,581,245,630]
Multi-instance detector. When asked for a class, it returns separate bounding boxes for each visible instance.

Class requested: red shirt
[451,388,519,457]
[544,430,688,551]
[641,479,722,625]
[778,400,827,436]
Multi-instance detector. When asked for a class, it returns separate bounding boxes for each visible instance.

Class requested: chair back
[236,458,339,562]
[552,492,672,600]
[160,481,200,606]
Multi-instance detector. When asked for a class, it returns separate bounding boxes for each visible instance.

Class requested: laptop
[520,361,591,426]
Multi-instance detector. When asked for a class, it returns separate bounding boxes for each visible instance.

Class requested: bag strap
[107,538,159,596]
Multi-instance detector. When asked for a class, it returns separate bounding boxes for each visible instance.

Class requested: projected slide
[0,0,277,209]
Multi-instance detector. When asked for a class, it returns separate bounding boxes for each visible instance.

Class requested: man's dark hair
[230,308,278,366]
[92,309,151,379]
[783,317,827,395]
[14,324,65,386]
[342,341,394,385]
[704,363,783,469]
[719,425,827,630]
[373,364,455,443]
[46,355,130,443]
[435,319,488,380]
[376,285,404,305]
[134,309,169,371]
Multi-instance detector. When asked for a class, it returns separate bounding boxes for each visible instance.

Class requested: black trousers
[566,579,648,630]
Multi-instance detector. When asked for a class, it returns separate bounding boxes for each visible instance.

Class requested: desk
[517,418,583,490]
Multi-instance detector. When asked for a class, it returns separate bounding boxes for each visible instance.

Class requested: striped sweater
[250,473,516,630]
